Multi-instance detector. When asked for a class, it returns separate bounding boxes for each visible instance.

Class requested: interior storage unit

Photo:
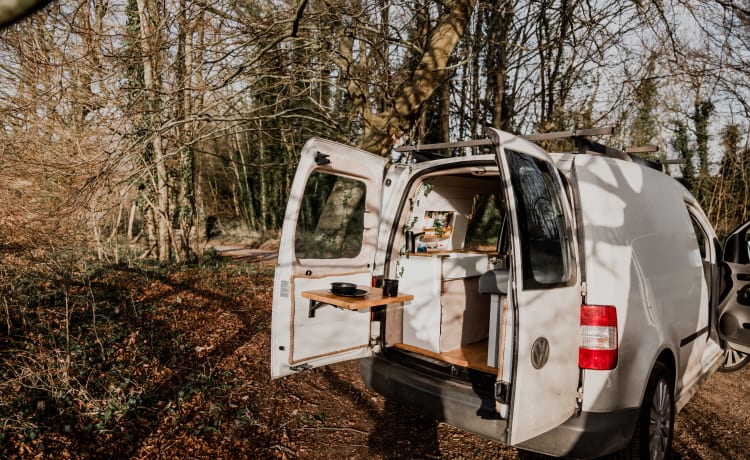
[385,169,508,373]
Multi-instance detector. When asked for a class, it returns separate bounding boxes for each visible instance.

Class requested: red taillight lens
[579,305,618,370]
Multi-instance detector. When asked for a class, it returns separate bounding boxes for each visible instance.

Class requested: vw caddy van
[270,128,750,458]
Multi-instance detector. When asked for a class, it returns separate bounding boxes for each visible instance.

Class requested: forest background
[3,0,750,263]
[4,1,750,456]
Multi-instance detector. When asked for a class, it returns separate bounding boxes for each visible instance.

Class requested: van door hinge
[290,363,312,372]
[495,381,511,404]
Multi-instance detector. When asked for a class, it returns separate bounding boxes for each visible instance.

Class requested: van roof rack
[393,126,682,172]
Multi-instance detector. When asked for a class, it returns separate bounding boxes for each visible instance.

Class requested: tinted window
[689,214,708,260]
[506,150,572,288]
[295,172,365,259]
[724,223,750,264]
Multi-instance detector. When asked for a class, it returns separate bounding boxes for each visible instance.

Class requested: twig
[291,426,368,436]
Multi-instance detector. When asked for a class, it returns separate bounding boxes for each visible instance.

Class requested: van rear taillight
[579,305,618,370]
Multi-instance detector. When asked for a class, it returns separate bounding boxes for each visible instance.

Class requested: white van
[270,128,749,459]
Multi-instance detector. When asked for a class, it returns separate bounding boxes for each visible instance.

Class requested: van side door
[490,129,582,446]
[682,205,724,385]
[270,138,386,378]
[720,220,750,360]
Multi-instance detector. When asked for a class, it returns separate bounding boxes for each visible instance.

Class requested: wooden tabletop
[301,287,414,311]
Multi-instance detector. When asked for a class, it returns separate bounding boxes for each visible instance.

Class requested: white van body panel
[572,155,721,412]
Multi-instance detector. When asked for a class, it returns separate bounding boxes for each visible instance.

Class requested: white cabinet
[400,252,490,353]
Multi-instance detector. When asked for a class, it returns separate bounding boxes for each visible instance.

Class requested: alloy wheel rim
[723,348,748,368]
[648,378,672,460]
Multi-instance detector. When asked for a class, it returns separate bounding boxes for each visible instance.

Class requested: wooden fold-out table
[302,287,413,318]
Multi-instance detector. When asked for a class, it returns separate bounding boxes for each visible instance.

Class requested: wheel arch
[633,348,676,411]
[655,348,676,389]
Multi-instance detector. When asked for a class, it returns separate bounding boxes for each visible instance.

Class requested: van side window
[295,172,366,259]
[688,212,711,288]
[725,226,750,264]
[689,214,708,260]
[506,150,572,288]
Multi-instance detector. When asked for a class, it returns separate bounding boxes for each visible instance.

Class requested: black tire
[718,346,750,372]
[618,362,674,460]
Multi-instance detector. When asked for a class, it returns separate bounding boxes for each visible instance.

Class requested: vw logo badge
[531,337,550,369]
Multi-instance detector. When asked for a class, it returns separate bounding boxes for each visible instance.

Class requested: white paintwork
[373,164,413,278]
[490,129,583,445]
[571,154,722,413]
[270,138,386,378]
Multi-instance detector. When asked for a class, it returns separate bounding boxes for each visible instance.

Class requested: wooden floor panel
[393,340,496,374]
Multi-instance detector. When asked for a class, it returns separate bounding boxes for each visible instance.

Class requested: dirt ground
[1,256,749,459]
[671,366,750,459]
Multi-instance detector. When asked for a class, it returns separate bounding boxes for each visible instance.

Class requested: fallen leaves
[1,260,748,459]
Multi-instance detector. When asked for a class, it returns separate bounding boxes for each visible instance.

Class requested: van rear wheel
[621,362,674,460]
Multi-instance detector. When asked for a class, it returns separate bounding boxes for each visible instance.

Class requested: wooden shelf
[301,287,413,317]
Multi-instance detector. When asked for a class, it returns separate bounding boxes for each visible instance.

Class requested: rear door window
[506,150,573,288]
[295,172,366,259]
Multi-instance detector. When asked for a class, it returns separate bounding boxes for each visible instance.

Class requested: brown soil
[1,259,748,459]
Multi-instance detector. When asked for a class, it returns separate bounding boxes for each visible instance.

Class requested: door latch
[495,381,511,404]
[314,151,330,165]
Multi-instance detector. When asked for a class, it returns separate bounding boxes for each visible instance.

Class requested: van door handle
[737,274,750,281]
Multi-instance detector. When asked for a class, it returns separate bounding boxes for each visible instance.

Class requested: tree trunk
[314,0,477,241]
[352,0,478,155]
[176,0,195,259]
[136,0,170,262]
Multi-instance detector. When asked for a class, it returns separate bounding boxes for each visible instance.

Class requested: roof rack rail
[393,138,493,153]
[393,127,683,173]
[392,127,619,155]
[393,126,622,157]
[522,126,616,142]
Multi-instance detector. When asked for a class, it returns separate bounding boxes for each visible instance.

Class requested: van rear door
[270,138,386,378]
[720,220,750,360]
[490,129,582,446]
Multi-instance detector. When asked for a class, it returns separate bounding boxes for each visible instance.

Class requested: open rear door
[720,220,750,356]
[489,129,582,446]
[271,138,386,378]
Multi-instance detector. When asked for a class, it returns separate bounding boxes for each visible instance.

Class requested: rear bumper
[358,353,507,442]
[359,353,639,459]
[516,406,639,458]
